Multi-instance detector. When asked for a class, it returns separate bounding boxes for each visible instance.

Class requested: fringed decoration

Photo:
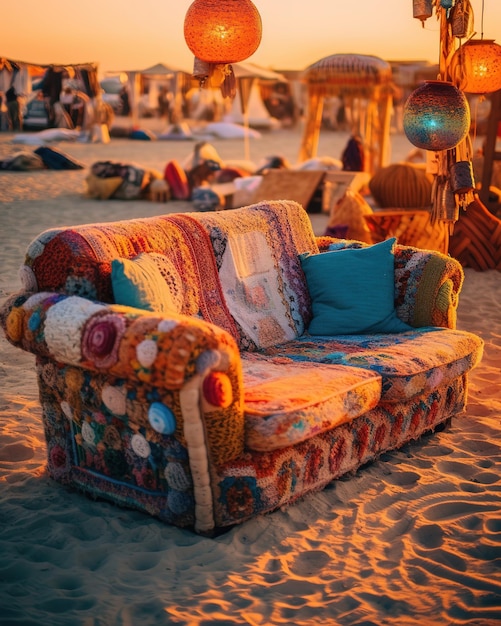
[431,136,476,232]
[192,57,236,99]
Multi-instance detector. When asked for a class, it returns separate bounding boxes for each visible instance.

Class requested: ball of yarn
[369,163,433,208]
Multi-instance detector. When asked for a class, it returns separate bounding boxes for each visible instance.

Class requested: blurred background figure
[119,86,130,116]
[5,85,22,130]
[157,86,172,121]
[60,86,74,117]
[0,93,9,131]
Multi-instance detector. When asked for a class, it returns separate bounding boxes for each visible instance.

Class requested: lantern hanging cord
[480,0,484,39]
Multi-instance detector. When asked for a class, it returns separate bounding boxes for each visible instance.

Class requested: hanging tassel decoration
[431,149,449,224]
[192,57,237,99]
[220,65,237,99]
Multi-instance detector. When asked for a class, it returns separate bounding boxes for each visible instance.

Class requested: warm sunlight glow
[3,0,499,76]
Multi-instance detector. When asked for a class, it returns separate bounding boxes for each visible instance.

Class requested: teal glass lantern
[403,81,470,151]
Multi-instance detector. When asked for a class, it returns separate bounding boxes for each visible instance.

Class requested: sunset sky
[3,0,501,76]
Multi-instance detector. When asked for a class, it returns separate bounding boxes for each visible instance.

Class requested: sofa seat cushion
[241,354,381,451]
[261,327,484,404]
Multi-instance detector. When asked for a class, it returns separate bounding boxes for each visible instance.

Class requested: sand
[1,124,500,626]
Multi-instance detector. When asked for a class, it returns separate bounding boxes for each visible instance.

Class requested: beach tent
[120,62,192,125]
[299,53,395,174]
[1,57,100,132]
[226,62,285,127]
[0,58,37,96]
[0,57,99,99]
[222,61,287,159]
[225,80,278,129]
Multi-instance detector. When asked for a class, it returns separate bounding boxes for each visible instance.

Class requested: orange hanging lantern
[450,39,501,94]
[184,0,262,65]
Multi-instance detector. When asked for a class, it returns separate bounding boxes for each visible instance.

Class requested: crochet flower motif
[101,384,127,416]
[202,371,233,407]
[5,308,25,342]
[19,265,38,292]
[82,313,126,368]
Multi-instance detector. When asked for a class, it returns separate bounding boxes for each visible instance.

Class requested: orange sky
[3,0,501,75]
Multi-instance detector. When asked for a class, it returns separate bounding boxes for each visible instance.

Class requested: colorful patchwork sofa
[0,200,484,534]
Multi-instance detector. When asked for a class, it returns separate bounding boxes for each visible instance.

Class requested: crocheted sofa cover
[0,200,484,533]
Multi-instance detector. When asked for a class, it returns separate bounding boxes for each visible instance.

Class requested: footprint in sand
[424,501,499,522]
[411,523,444,548]
[382,470,420,486]
[0,441,34,462]
[289,550,331,578]
[485,518,501,534]
[437,460,500,489]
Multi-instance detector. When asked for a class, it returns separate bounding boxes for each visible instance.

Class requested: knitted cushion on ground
[369,163,433,208]
[325,189,373,243]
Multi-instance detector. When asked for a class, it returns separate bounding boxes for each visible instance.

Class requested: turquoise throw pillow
[300,238,413,335]
[111,253,181,314]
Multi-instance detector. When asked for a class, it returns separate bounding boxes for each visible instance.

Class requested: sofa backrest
[191,200,319,349]
[19,200,318,351]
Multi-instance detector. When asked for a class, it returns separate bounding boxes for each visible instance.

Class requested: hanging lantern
[184,0,262,64]
[413,0,433,27]
[450,0,474,39]
[403,81,470,151]
[450,39,501,94]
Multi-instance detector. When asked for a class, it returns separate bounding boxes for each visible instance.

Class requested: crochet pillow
[300,238,413,335]
[111,253,183,314]
[85,174,123,200]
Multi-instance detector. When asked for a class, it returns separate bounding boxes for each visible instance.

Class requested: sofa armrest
[393,245,464,329]
[314,236,464,329]
[1,291,244,464]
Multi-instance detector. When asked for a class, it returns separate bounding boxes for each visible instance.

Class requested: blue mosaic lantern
[403,80,470,151]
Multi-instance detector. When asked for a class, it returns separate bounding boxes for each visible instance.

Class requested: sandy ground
[1,124,500,626]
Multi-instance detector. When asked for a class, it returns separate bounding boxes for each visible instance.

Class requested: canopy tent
[0,57,99,100]
[299,53,395,174]
[0,58,40,95]
[116,62,192,125]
